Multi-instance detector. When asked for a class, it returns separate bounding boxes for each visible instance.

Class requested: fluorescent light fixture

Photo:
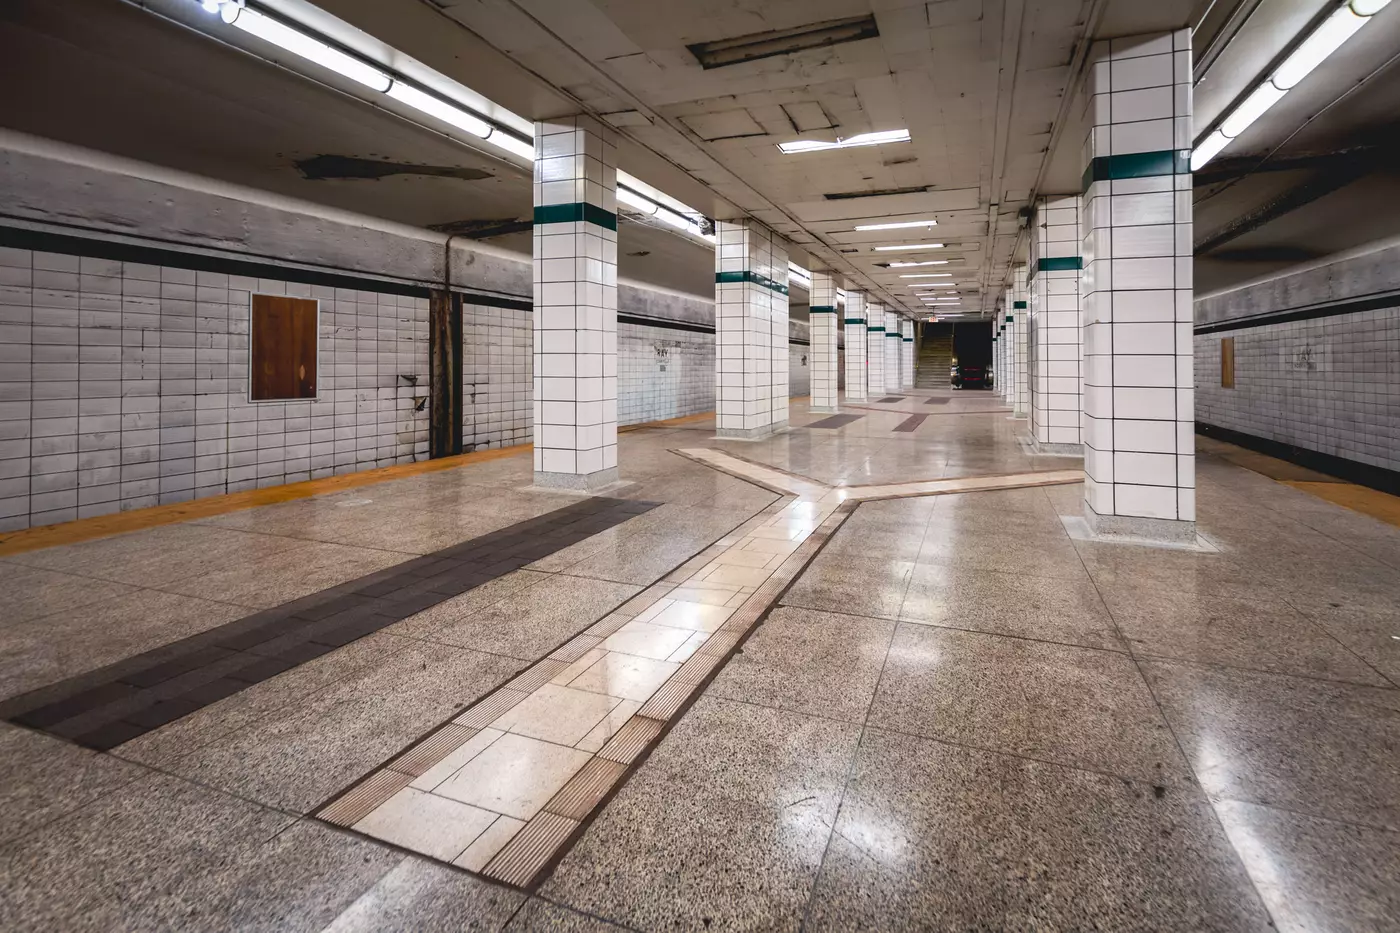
[888,260,949,268]
[1191,131,1230,172]
[777,129,910,154]
[874,243,944,252]
[490,132,535,161]
[899,273,952,279]
[225,6,393,92]
[387,82,491,138]
[1192,0,1390,170]
[617,187,658,215]
[1273,6,1368,89]
[1219,82,1286,138]
[854,218,937,231]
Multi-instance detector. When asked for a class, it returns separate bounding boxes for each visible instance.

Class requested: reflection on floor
[1,388,1398,932]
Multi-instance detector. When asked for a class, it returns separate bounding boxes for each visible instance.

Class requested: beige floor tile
[667,631,709,663]
[712,549,779,569]
[493,684,622,746]
[411,728,505,792]
[568,652,679,702]
[700,563,775,587]
[648,600,735,633]
[741,536,802,555]
[602,620,696,660]
[354,787,498,861]
[435,732,593,820]
[453,814,526,872]
[575,699,643,752]
[550,649,608,687]
[667,583,741,606]
[631,598,673,623]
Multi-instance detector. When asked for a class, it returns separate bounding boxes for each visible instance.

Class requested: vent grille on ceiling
[824,186,928,200]
[687,15,879,70]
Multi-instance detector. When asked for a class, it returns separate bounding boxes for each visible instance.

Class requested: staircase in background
[917,333,953,388]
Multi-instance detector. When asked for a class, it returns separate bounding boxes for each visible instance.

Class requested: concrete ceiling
[3,0,1397,308]
[0,0,717,298]
[1188,0,1400,293]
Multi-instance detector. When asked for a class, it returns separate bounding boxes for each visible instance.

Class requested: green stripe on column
[809,305,837,313]
[1013,301,1027,309]
[533,202,618,231]
[842,318,865,324]
[1081,150,1190,190]
[1005,315,1014,323]
[868,325,885,332]
[1037,256,1083,272]
[714,270,790,295]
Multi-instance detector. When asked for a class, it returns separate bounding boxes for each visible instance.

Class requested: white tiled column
[1030,195,1084,453]
[884,311,901,394]
[901,320,915,389]
[1081,29,1195,542]
[866,300,886,397]
[843,291,868,402]
[532,116,618,491]
[1013,265,1030,418]
[1000,290,1014,404]
[809,271,840,412]
[715,218,789,439]
[992,328,1001,396]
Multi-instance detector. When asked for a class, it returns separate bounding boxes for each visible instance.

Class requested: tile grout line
[1068,529,1284,930]
[312,494,858,890]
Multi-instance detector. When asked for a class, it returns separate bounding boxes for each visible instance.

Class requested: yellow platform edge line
[0,443,528,557]
[1282,481,1400,529]
[0,408,727,557]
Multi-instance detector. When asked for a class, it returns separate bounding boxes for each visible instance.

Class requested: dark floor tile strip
[806,413,865,429]
[894,414,928,432]
[2,496,660,750]
[877,396,906,403]
[925,397,950,405]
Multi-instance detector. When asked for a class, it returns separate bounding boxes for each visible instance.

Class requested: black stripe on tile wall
[1197,423,1400,497]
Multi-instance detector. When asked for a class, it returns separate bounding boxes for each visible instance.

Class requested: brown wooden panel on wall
[1220,336,1235,389]
[251,294,318,401]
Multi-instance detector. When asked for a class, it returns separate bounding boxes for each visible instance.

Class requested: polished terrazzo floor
[1,388,1398,931]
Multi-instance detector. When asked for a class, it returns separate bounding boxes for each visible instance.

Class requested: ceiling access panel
[788,187,982,223]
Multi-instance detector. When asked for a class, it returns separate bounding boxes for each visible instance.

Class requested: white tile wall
[618,322,714,424]
[0,246,429,531]
[463,303,531,451]
[1196,309,1400,472]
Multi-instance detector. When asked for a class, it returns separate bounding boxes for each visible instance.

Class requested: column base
[809,405,839,414]
[533,467,619,492]
[1023,435,1083,457]
[715,421,788,440]
[1084,503,1197,545]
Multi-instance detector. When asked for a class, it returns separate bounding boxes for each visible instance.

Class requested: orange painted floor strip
[1283,481,1400,528]
[617,411,714,433]
[0,443,530,557]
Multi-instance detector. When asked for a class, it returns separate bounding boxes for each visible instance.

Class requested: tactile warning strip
[313,486,855,890]
[0,496,658,750]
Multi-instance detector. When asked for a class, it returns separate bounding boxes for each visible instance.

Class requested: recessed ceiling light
[899,273,952,279]
[855,218,937,231]
[778,129,910,155]
[888,260,948,268]
[873,243,944,252]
